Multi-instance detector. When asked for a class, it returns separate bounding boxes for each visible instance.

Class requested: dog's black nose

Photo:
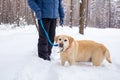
[59,43,63,47]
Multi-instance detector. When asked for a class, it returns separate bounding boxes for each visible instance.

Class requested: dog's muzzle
[59,43,64,52]
[59,43,63,47]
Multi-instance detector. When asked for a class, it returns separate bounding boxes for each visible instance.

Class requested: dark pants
[38,18,57,60]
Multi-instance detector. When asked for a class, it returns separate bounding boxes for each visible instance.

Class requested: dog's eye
[59,38,62,41]
[64,39,67,42]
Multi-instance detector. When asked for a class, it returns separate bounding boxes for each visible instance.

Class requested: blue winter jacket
[28,0,64,19]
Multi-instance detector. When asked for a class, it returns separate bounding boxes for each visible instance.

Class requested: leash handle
[39,19,58,47]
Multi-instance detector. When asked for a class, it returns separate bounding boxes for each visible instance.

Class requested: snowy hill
[0,25,120,80]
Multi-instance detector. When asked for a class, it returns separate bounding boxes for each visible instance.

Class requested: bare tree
[16,0,20,26]
[0,0,2,24]
[79,0,88,34]
[85,0,88,27]
[31,11,39,32]
[114,0,120,28]
[109,0,111,28]
[2,0,7,23]
[0,0,119,29]
[70,0,73,28]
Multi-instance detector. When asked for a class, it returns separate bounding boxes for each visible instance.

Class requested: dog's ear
[68,36,74,44]
[54,36,59,43]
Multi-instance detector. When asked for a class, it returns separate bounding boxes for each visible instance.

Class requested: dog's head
[55,35,74,52]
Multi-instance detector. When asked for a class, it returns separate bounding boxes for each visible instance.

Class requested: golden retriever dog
[55,35,112,66]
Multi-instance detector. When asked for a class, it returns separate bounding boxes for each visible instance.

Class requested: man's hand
[35,10,41,20]
[60,18,64,26]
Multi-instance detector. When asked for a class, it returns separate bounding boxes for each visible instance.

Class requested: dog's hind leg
[61,60,66,66]
[92,52,104,66]
[68,59,75,65]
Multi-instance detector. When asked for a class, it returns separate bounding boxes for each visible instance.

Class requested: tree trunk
[31,11,39,32]
[85,0,88,28]
[2,0,7,23]
[79,0,86,34]
[70,0,73,28]
[8,0,12,24]
[0,0,2,24]
[16,0,20,26]
[109,0,111,28]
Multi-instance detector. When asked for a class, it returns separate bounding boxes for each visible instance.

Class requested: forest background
[0,0,120,29]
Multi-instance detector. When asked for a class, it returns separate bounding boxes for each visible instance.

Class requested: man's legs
[48,19,57,56]
[38,18,51,60]
[38,18,56,60]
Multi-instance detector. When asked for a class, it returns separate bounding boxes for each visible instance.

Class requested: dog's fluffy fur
[55,35,112,66]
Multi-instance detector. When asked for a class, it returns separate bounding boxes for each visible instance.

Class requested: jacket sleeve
[59,0,65,18]
[27,0,41,12]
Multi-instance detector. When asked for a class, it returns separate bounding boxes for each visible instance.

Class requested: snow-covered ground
[0,25,120,80]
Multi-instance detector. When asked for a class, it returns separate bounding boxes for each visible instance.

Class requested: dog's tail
[105,49,112,63]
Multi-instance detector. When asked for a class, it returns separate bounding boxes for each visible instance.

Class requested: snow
[0,25,120,80]
[79,0,82,3]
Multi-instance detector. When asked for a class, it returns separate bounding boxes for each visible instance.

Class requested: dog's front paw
[61,60,65,66]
